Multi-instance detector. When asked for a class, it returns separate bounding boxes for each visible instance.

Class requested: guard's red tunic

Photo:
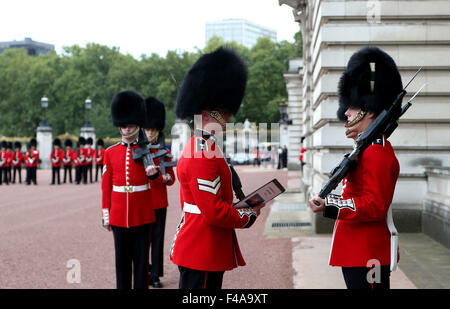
[101,142,155,228]
[170,133,257,272]
[63,149,74,166]
[13,151,23,167]
[95,148,105,166]
[25,149,39,167]
[50,149,64,167]
[324,136,400,267]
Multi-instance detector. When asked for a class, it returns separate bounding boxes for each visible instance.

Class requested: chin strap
[119,126,141,138]
[347,110,367,127]
[209,111,227,129]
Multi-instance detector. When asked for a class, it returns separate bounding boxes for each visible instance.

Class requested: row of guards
[0,137,106,185]
[0,139,39,185]
[50,137,105,185]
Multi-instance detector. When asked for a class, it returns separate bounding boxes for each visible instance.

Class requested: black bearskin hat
[30,138,37,147]
[337,46,403,122]
[0,141,6,149]
[97,138,104,146]
[65,139,73,147]
[78,136,86,145]
[86,137,93,145]
[176,47,248,118]
[7,141,12,149]
[111,90,146,127]
[144,97,165,131]
[53,138,61,147]
[14,141,22,149]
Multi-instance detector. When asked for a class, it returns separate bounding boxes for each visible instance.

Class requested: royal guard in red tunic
[143,97,176,288]
[309,47,402,290]
[62,139,74,184]
[75,137,87,184]
[12,141,23,184]
[6,142,13,183]
[50,138,64,185]
[0,141,8,185]
[101,90,157,289]
[72,143,82,185]
[85,137,95,183]
[94,138,105,182]
[25,138,39,185]
[169,47,266,289]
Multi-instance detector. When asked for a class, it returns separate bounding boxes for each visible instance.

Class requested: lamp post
[84,97,92,127]
[279,99,292,125]
[40,96,49,127]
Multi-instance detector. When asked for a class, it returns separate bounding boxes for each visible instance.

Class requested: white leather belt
[387,206,399,272]
[183,202,201,214]
[112,184,149,193]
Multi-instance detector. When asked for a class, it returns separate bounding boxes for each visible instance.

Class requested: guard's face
[344,107,362,126]
[120,124,138,136]
[144,128,159,143]
[344,107,374,140]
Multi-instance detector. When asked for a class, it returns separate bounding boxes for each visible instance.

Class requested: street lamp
[279,99,292,125]
[40,95,49,127]
[84,97,92,127]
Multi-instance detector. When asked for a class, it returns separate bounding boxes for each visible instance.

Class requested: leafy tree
[0,29,303,140]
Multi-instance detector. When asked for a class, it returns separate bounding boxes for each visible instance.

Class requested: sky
[0,0,300,59]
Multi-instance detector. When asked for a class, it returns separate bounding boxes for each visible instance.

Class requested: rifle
[147,132,177,176]
[132,129,174,177]
[314,68,425,205]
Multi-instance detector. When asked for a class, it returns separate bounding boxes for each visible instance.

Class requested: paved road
[0,166,290,289]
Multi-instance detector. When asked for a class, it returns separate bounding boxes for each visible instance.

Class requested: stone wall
[423,167,450,248]
[280,0,450,234]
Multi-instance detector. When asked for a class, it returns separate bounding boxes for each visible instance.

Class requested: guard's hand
[162,174,172,184]
[145,165,159,176]
[252,202,266,216]
[308,193,325,213]
[102,209,111,231]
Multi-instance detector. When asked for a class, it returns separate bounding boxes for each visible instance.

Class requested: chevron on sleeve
[197,175,221,195]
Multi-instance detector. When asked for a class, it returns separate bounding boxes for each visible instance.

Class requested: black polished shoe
[151,279,162,288]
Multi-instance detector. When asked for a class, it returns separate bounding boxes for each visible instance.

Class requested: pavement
[0,166,449,289]
[265,170,450,289]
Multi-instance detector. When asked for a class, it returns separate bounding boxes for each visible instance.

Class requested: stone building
[0,37,54,56]
[279,0,450,248]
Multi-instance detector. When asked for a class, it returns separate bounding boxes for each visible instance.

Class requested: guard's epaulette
[106,142,121,151]
[372,135,385,147]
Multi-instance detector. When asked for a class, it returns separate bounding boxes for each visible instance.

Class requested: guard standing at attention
[25,138,39,185]
[143,96,176,288]
[12,141,23,184]
[50,138,64,185]
[63,139,74,184]
[86,137,95,183]
[95,138,105,182]
[101,90,157,289]
[0,141,7,185]
[308,46,402,290]
[170,47,266,289]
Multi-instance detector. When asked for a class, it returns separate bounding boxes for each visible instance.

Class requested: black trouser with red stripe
[149,208,167,281]
[178,266,225,289]
[111,224,151,289]
[342,266,390,289]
